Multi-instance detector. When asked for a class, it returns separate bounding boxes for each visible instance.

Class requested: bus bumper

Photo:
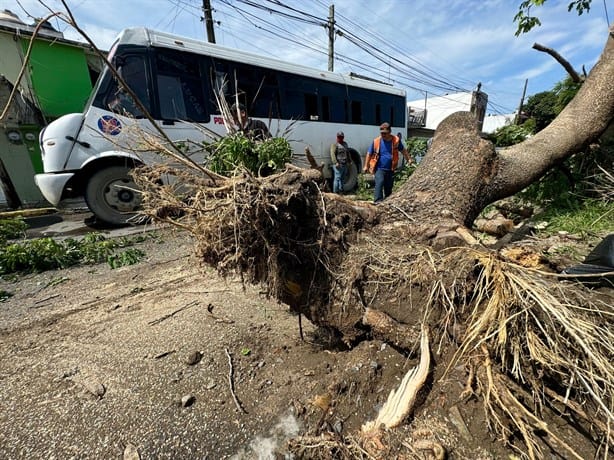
[34,172,74,206]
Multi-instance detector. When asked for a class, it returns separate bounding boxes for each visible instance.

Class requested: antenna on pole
[202,0,216,44]
[515,79,528,125]
[327,4,335,72]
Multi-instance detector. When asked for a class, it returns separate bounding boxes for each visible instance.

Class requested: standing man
[330,131,349,194]
[363,122,411,203]
[230,103,271,140]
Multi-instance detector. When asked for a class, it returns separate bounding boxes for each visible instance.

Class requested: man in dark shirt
[230,103,271,141]
[330,131,349,194]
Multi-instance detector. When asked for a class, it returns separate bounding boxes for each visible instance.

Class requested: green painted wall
[21,39,92,118]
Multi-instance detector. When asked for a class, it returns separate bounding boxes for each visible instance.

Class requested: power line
[217,0,327,56]
[221,0,473,96]
[167,1,514,111]
[313,0,477,91]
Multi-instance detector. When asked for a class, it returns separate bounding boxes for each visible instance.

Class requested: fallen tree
[133,25,614,459]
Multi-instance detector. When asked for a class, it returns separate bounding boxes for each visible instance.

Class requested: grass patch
[0,221,151,276]
[534,199,614,237]
[355,173,374,201]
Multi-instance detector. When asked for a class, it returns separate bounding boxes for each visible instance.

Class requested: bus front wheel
[85,166,142,225]
[342,149,360,192]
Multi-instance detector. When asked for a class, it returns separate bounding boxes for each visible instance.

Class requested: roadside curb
[0,208,57,219]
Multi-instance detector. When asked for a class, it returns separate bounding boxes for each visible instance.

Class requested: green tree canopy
[522,76,583,131]
[523,91,557,131]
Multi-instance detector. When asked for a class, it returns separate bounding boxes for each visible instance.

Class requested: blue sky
[6,0,612,114]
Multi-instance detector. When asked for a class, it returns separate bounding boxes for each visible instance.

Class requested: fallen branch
[224,348,247,414]
[474,216,514,237]
[148,300,198,325]
[304,146,323,172]
[31,294,61,307]
[533,42,583,82]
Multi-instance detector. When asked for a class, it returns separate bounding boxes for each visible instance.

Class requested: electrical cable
[165,0,518,112]
[228,0,472,95]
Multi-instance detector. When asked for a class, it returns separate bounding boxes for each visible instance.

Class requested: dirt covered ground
[0,227,409,459]
[0,224,610,459]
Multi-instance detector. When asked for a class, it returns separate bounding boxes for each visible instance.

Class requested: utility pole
[515,78,528,125]
[327,5,335,72]
[203,0,216,44]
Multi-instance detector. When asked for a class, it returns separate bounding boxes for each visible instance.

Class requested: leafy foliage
[0,231,148,275]
[523,91,558,131]
[355,173,373,201]
[0,218,28,244]
[489,122,534,147]
[519,143,613,238]
[519,136,613,204]
[393,163,417,192]
[205,133,292,176]
[552,76,583,112]
[521,77,583,132]
[514,0,592,35]
[405,137,429,163]
[107,248,146,269]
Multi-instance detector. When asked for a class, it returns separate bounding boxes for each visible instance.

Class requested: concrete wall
[482,113,516,134]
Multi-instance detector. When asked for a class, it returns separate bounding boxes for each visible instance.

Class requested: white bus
[35,28,406,224]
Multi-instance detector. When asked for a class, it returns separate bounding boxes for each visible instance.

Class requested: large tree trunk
[390,26,614,237]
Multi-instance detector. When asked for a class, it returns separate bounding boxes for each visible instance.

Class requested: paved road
[21,209,159,240]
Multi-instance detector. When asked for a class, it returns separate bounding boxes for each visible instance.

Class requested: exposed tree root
[362,308,421,351]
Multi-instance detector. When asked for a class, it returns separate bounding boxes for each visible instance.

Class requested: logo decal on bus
[98,115,122,135]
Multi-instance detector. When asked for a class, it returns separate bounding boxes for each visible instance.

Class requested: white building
[482,113,516,133]
[408,92,472,130]
[407,90,508,135]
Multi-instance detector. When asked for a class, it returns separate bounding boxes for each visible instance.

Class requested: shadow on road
[23,211,146,239]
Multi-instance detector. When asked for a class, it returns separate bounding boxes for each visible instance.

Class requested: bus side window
[158,75,187,120]
[305,94,318,121]
[351,100,362,124]
[155,49,208,122]
[321,96,330,122]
